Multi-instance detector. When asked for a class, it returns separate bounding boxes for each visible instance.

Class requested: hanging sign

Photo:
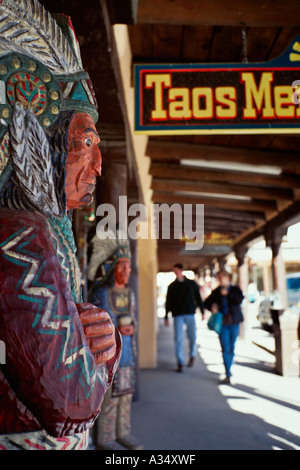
[134,37,300,135]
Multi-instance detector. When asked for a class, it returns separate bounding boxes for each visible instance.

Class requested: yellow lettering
[168,88,192,119]
[241,72,274,119]
[145,74,171,120]
[274,86,295,118]
[192,87,213,119]
[215,87,237,119]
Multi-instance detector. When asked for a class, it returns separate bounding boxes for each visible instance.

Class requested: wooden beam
[153,192,266,224]
[146,140,300,173]
[137,0,300,27]
[152,191,277,214]
[158,217,252,234]
[204,208,265,222]
[157,245,233,258]
[204,219,255,230]
[233,200,300,249]
[150,163,300,188]
[157,250,215,271]
[166,215,255,229]
[157,241,232,259]
[152,197,266,221]
[155,204,257,228]
[152,178,293,201]
[106,0,138,24]
[153,199,265,221]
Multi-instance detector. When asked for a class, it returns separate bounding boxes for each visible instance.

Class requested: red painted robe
[0,209,121,450]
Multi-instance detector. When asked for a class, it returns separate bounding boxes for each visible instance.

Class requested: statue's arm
[0,213,121,437]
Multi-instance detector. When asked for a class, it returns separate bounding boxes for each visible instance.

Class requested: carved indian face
[65,112,101,210]
[114,258,131,288]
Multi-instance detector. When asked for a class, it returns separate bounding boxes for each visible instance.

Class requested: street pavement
[131,307,300,451]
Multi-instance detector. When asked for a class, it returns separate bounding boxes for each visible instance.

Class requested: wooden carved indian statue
[88,234,142,450]
[0,0,121,451]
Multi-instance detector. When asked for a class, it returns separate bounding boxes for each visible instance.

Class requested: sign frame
[134,36,300,135]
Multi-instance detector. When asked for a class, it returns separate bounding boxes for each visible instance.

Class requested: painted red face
[114,258,131,287]
[65,113,102,210]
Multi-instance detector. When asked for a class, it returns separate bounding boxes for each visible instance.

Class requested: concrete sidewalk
[131,315,300,450]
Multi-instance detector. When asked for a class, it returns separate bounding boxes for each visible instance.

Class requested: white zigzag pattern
[1,227,56,326]
[1,227,96,381]
[47,225,71,288]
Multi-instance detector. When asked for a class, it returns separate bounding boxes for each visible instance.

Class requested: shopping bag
[207,312,223,334]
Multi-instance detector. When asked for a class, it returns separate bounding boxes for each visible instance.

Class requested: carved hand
[211,303,219,314]
[77,303,117,365]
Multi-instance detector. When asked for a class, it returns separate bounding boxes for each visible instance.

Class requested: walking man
[165,264,205,372]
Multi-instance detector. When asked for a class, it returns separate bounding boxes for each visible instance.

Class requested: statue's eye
[85,138,92,147]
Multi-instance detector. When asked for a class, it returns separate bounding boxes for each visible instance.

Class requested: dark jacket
[204,285,244,325]
[165,277,204,318]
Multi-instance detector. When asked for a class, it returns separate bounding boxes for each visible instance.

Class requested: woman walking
[204,270,244,383]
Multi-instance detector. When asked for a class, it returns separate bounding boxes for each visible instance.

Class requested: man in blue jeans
[165,264,205,373]
[204,270,244,384]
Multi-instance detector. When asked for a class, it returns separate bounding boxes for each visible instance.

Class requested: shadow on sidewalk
[131,319,300,451]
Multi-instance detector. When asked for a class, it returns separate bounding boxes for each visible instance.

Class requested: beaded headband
[0,0,98,216]
[0,0,98,133]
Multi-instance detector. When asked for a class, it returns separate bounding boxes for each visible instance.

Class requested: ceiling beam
[157,251,215,272]
[152,191,277,215]
[165,215,255,229]
[137,0,300,27]
[150,163,300,188]
[234,200,300,250]
[157,218,252,235]
[204,219,255,230]
[203,208,265,222]
[151,178,293,201]
[106,0,138,24]
[146,140,300,173]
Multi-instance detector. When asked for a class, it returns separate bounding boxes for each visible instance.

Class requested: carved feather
[0,0,82,74]
[88,230,130,281]
[10,102,60,216]
[88,233,119,281]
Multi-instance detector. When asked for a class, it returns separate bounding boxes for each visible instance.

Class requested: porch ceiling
[129,1,300,271]
[38,0,300,272]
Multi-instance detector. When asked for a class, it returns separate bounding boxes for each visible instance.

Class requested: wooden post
[96,156,128,225]
[272,242,288,309]
[235,245,249,340]
[262,263,271,296]
[265,227,300,376]
[235,246,249,294]
[265,227,288,309]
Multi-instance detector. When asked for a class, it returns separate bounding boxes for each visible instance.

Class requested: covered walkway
[131,311,300,451]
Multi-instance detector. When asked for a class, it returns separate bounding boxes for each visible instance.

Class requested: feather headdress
[88,230,131,283]
[0,0,82,75]
[0,0,98,125]
[10,102,60,216]
[0,0,99,216]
